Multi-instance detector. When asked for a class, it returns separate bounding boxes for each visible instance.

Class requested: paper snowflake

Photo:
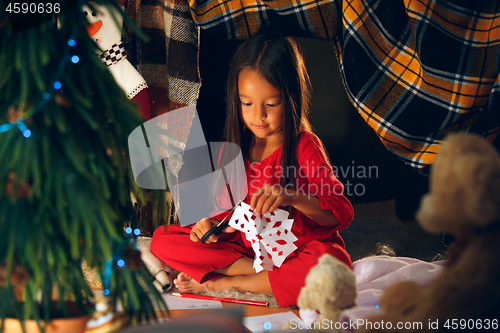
[228,202,298,272]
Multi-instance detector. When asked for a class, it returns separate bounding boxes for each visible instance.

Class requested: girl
[151,33,354,307]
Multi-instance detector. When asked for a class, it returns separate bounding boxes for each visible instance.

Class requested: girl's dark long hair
[224,33,316,200]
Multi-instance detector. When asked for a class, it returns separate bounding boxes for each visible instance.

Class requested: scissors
[200,199,243,244]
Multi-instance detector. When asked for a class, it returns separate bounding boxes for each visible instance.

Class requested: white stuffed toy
[296,254,357,331]
[136,236,174,292]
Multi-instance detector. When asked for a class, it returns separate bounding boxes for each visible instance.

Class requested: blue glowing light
[263,322,272,330]
[117,259,125,267]
[103,289,110,296]
[53,81,62,90]
[375,304,379,308]
[68,39,76,47]
[133,228,141,236]
[71,55,80,64]
[23,129,31,138]
[125,227,133,234]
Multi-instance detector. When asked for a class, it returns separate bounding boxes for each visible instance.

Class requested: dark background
[196,30,429,221]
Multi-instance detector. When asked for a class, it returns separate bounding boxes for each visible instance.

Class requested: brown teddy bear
[285,254,357,331]
[360,132,500,332]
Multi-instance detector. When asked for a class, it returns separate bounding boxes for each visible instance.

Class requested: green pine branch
[0,0,169,327]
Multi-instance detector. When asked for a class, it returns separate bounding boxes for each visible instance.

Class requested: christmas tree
[0,0,168,328]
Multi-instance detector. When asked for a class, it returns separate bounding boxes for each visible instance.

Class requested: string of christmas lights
[0,0,84,138]
[2,0,144,299]
[102,227,142,296]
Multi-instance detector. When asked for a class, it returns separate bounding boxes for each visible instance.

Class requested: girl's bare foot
[173,272,207,293]
[173,271,272,295]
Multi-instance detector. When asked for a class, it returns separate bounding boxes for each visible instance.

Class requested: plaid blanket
[124,0,201,226]
[125,0,500,174]
[124,0,201,117]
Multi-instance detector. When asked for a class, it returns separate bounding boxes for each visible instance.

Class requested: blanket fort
[125,0,500,175]
[228,202,298,273]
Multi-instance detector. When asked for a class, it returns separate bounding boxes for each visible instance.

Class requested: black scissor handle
[199,199,243,244]
[200,224,219,243]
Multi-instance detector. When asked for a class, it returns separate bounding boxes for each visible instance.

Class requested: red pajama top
[240,130,353,249]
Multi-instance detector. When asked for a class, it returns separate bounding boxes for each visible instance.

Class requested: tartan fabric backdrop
[124,0,201,117]
[124,0,201,226]
[124,0,500,175]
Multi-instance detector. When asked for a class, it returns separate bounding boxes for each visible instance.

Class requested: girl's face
[238,68,284,143]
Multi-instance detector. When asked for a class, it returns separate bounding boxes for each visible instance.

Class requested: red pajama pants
[151,224,351,307]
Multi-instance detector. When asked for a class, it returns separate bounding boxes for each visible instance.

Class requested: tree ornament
[6,106,22,123]
[123,247,143,271]
[55,94,72,108]
[4,172,32,199]
[9,265,30,286]
[83,0,152,120]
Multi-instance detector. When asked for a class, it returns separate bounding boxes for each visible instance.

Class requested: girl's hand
[190,218,237,243]
[250,184,295,215]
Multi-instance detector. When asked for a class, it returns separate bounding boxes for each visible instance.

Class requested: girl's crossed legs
[151,225,271,294]
[151,224,351,307]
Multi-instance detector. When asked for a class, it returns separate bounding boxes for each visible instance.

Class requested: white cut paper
[228,202,298,272]
[93,290,223,312]
[161,294,223,310]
